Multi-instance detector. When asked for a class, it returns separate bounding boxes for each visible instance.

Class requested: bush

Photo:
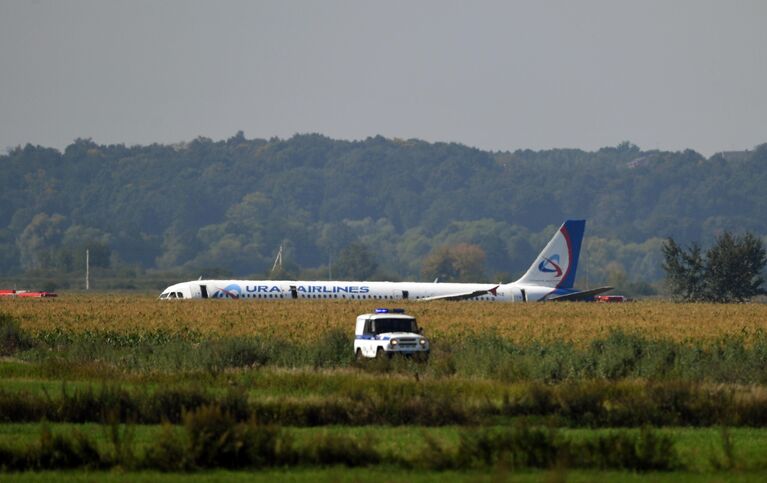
[0,313,34,356]
[572,427,678,471]
[184,404,284,469]
[455,425,561,469]
[311,329,352,368]
[204,338,272,371]
[31,424,105,470]
[413,425,677,472]
[300,431,379,467]
[142,385,212,423]
[142,424,188,471]
[0,444,26,471]
[414,432,458,470]
[0,390,45,423]
[56,385,136,423]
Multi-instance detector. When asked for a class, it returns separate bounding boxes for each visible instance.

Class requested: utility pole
[85,249,90,290]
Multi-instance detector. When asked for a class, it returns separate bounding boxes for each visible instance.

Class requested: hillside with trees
[1,133,766,293]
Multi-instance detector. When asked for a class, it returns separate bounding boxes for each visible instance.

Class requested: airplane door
[520,289,527,302]
[200,285,208,299]
[402,290,409,300]
[290,285,298,299]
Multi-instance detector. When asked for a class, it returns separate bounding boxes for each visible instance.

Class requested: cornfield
[2,295,766,345]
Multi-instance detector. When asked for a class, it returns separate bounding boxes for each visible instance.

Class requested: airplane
[159,219,612,302]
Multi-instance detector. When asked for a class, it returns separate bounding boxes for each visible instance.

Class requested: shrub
[56,385,136,423]
[589,331,645,380]
[184,404,284,469]
[103,418,136,469]
[0,313,34,356]
[31,424,105,470]
[455,425,561,470]
[142,385,212,423]
[141,424,189,471]
[572,427,678,471]
[413,432,458,470]
[0,390,45,422]
[204,337,272,371]
[311,329,352,368]
[300,431,379,467]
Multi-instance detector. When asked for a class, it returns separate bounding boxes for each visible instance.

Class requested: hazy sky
[1,0,765,155]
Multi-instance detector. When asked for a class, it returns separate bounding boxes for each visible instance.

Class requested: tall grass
[1,378,767,427]
[0,313,34,356]
[11,323,767,384]
[0,408,679,472]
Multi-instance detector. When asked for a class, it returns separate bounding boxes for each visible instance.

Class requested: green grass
[2,468,767,483]
[2,423,767,472]
[567,427,767,472]
[8,318,767,384]
[5,368,767,428]
[0,362,513,401]
[0,378,101,396]
[4,315,767,479]
[0,423,166,451]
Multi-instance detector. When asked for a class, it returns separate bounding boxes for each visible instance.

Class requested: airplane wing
[418,286,499,302]
[547,286,613,302]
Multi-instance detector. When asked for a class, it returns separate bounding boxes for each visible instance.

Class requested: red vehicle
[0,290,58,298]
[17,291,58,298]
[595,295,626,303]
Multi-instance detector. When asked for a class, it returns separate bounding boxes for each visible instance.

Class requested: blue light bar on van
[375,308,405,313]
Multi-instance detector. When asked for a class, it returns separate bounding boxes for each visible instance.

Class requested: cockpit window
[176,292,183,299]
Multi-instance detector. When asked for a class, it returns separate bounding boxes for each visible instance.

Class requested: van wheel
[355,349,363,361]
[376,347,385,359]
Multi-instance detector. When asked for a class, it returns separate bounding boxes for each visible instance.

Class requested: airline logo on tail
[516,219,584,289]
[538,255,563,277]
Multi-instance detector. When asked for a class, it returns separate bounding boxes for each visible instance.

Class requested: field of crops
[4,295,767,343]
[2,295,767,480]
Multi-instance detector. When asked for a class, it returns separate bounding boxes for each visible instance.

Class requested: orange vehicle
[595,295,626,303]
[0,290,57,298]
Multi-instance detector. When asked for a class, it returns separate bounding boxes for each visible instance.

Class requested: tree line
[1,134,766,293]
[663,232,766,302]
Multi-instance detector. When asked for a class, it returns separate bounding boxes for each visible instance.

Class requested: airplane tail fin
[514,220,585,289]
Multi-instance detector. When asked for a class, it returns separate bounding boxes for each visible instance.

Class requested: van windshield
[371,318,417,334]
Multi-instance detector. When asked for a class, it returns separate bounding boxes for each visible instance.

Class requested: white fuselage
[159,279,555,302]
[159,220,594,303]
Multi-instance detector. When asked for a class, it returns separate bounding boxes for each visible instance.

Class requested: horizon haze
[1,0,765,156]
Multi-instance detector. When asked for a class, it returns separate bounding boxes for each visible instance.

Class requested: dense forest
[1,133,765,293]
